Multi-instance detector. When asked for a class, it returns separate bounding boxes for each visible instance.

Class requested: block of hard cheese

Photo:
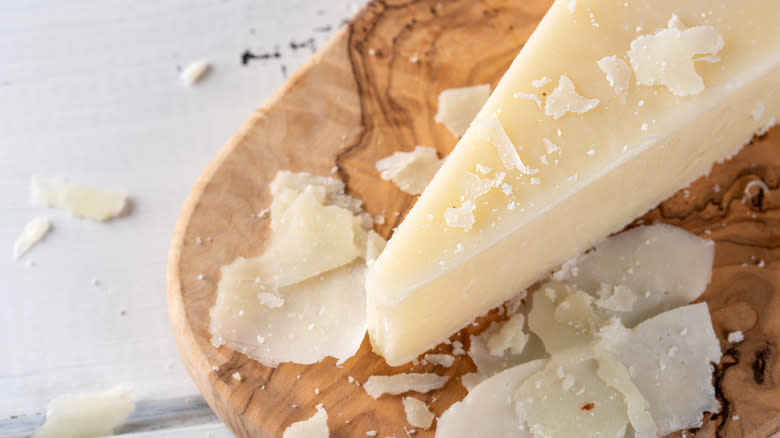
[367,0,780,365]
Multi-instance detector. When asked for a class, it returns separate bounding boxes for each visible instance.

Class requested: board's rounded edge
[165,25,355,438]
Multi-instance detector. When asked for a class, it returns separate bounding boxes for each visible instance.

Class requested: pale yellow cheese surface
[367,0,780,365]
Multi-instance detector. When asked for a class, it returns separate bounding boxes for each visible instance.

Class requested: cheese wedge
[367,0,780,365]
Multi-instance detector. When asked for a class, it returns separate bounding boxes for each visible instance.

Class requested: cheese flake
[180,60,211,86]
[402,397,434,429]
[544,75,600,120]
[282,404,329,438]
[363,373,448,399]
[13,216,51,260]
[31,177,127,222]
[434,84,491,137]
[376,146,443,195]
[627,17,724,96]
[597,55,632,99]
[473,114,529,173]
[486,313,529,357]
[32,385,135,438]
[423,353,456,368]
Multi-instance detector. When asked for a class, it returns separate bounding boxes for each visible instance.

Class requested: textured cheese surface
[282,405,329,438]
[435,360,546,438]
[363,373,448,399]
[376,146,443,195]
[31,177,127,222]
[434,84,491,137]
[32,385,135,438]
[13,216,51,260]
[366,0,780,365]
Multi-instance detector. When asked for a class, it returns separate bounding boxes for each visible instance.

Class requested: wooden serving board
[167,1,780,437]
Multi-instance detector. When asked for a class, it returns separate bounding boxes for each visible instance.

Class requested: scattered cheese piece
[544,75,600,120]
[628,17,724,96]
[32,385,135,438]
[554,224,714,327]
[529,282,605,354]
[515,352,628,438]
[486,313,529,356]
[607,303,722,436]
[514,92,543,109]
[472,114,528,172]
[363,373,449,399]
[597,55,631,99]
[282,405,329,438]
[727,330,744,344]
[434,84,491,137]
[210,172,371,366]
[423,353,456,368]
[402,397,435,429]
[31,177,127,222]
[531,77,552,88]
[436,360,546,438]
[376,146,443,195]
[13,216,51,260]
[180,60,211,86]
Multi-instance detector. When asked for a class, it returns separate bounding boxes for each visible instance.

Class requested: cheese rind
[367,0,780,365]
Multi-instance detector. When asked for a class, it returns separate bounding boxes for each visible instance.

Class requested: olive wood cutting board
[167,1,780,437]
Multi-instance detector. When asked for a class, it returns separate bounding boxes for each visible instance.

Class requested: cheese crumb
[232,372,242,381]
[543,138,561,154]
[434,84,491,137]
[31,177,127,222]
[424,353,456,367]
[544,75,600,120]
[514,92,543,109]
[376,146,443,195]
[486,313,529,356]
[402,397,435,429]
[532,76,552,88]
[180,60,211,86]
[628,16,724,96]
[12,216,51,260]
[727,331,744,344]
[597,55,632,99]
[258,292,285,309]
[363,373,449,398]
[282,404,329,438]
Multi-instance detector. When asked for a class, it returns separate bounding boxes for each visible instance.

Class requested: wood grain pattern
[167,1,780,437]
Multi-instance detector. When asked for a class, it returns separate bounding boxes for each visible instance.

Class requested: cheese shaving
[363,373,448,398]
[402,397,434,429]
[376,146,443,195]
[597,56,632,99]
[544,75,600,120]
[434,84,491,137]
[13,216,51,260]
[31,177,127,222]
[473,114,529,173]
[282,404,329,438]
[32,385,135,438]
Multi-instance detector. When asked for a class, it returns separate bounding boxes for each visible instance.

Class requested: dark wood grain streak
[168,0,780,436]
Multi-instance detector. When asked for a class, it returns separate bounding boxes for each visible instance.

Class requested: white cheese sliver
[32,385,135,438]
[597,55,632,99]
[376,146,443,195]
[402,397,435,429]
[423,353,455,368]
[31,177,127,222]
[436,359,546,438]
[628,18,724,96]
[180,60,211,86]
[596,356,657,438]
[434,84,491,137]
[486,312,529,356]
[468,320,548,384]
[544,75,599,120]
[13,216,51,260]
[363,373,448,399]
[727,330,744,343]
[282,404,329,438]
[553,224,714,327]
[607,303,722,436]
[472,114,528,172]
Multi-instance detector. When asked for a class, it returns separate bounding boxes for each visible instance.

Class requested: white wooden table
[0,0,364,436]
